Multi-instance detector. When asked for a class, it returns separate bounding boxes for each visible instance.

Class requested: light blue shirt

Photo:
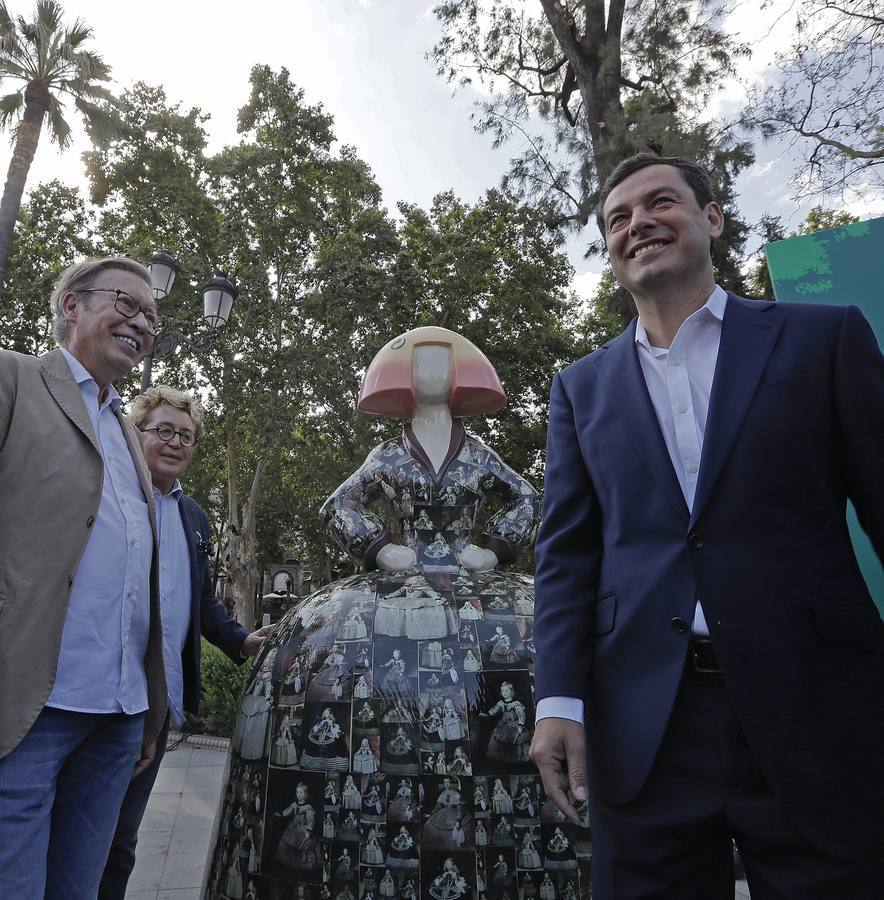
[154,482,192,728]
[46,349,153,715]
[536,286,728,726]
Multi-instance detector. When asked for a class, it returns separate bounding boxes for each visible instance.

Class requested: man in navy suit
[98,385,272,899]
[531,154,884,898]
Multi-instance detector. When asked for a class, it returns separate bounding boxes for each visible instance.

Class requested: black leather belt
[689,638,722,674]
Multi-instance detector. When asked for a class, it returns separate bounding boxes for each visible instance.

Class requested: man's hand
[242,624,274,657]
[133,740,157,778]
[529,717,587,825]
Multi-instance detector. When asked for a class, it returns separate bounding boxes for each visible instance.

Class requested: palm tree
[0,1,118,293]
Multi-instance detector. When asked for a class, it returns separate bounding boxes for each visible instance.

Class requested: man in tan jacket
[0,257,167,899]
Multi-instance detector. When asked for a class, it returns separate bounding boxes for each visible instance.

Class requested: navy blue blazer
[177,494,249,714]
[534,294,884,858]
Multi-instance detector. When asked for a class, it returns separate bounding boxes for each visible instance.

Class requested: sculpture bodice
[321,421,540,572]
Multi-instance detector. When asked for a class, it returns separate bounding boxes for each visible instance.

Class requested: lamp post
[140,253,239,393]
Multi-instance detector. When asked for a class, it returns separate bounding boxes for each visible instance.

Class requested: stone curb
[168,730,230,752]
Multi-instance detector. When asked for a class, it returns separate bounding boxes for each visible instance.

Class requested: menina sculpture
[203,327,592,900]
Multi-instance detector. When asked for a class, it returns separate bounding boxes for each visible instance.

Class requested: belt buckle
[690,639,720,674]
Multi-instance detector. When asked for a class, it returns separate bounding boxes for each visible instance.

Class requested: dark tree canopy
[431,0,755,324]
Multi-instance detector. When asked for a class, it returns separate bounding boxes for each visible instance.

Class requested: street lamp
[146,250,179,300]
[140,255,239,392]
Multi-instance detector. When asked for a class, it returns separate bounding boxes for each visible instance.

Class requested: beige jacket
[0,347,166,759]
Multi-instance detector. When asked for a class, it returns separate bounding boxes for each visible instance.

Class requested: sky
[4,0,883,303]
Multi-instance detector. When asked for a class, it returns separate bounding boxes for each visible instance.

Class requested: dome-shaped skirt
[201,569,591,899]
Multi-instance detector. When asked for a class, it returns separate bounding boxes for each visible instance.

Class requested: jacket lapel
[596,322,690,522]
[690,295,782,526]
[39,349,100,455]
[178,497,201,624]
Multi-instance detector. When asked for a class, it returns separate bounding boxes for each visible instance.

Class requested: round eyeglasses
[82,288,164,335]
[141,425,197,447]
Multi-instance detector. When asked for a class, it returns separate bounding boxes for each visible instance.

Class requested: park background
[1,0,882,730]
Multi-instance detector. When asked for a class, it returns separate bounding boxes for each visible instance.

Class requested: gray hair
[50,257,150,346]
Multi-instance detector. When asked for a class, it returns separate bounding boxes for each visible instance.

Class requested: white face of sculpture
[413,345,451,405]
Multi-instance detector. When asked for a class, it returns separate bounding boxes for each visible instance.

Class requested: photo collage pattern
[203,570,591,900]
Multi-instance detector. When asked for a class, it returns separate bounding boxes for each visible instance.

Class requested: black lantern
[201,270,239,329]
[146,251,179,301]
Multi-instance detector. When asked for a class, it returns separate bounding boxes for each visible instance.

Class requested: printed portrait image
[476,622,527,671]
[467,671,535,775]
[373,639,419,702]
[269,707,301,769]
[422,774,474,851]
[261,770,326,881]
[485,847,518,897]
[299,702,352,773]
[307,642,353,703]
[422,851,476,900]
[352,734,381,775]
[359,773,388,823]
[353,699,383,737]
[387,776,421,824]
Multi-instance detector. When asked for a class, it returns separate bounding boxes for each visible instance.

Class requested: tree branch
[793,125,884,159]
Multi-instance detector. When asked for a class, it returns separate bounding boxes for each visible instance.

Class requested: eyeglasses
[82,288,164,335]
[140,425,197,447]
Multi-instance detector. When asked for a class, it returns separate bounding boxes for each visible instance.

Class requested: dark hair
[595,153,717,238]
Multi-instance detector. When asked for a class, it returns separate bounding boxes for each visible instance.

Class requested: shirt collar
[59,347,122,411]
[635,284,728,352]
[153,481,184,501]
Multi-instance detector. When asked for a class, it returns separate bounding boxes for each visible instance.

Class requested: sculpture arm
[319,445,393,567]
[478,444,542,564]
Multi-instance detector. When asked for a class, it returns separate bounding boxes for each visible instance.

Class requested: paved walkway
[125,738,751,899]
[125,739,226,900]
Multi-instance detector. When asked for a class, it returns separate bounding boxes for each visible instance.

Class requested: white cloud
[571,269,603,304]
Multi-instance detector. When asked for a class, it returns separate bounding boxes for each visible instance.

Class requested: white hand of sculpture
[376,543,418,573]
[458,544,498,572]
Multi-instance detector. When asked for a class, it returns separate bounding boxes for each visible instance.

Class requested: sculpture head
[358,326,506,418]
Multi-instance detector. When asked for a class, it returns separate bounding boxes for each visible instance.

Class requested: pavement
[124,737,752,899]
[124,738,227,900]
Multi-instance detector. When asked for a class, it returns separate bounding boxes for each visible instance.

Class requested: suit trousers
[588,662,884,900]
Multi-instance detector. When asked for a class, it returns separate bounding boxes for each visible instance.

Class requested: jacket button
[86,515,95,528]
[671,617,688,633]
[688,533,704,549]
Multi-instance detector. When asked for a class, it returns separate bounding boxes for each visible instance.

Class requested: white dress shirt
[536,286,728,725]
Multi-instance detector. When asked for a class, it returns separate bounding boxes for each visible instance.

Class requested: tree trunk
[226,423,267,630]
[0,82,50,297]
[538,0,628,186]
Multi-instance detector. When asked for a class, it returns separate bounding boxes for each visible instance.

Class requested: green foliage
[183,638,248,738]
[0,0,117,149]
[431,0,755,302]
[0,179,95,353]
[798,207,861,236]
[0,0,120,291]
[5,65,603,600]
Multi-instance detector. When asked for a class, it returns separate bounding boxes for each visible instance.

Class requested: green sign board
[766,216,884,613]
